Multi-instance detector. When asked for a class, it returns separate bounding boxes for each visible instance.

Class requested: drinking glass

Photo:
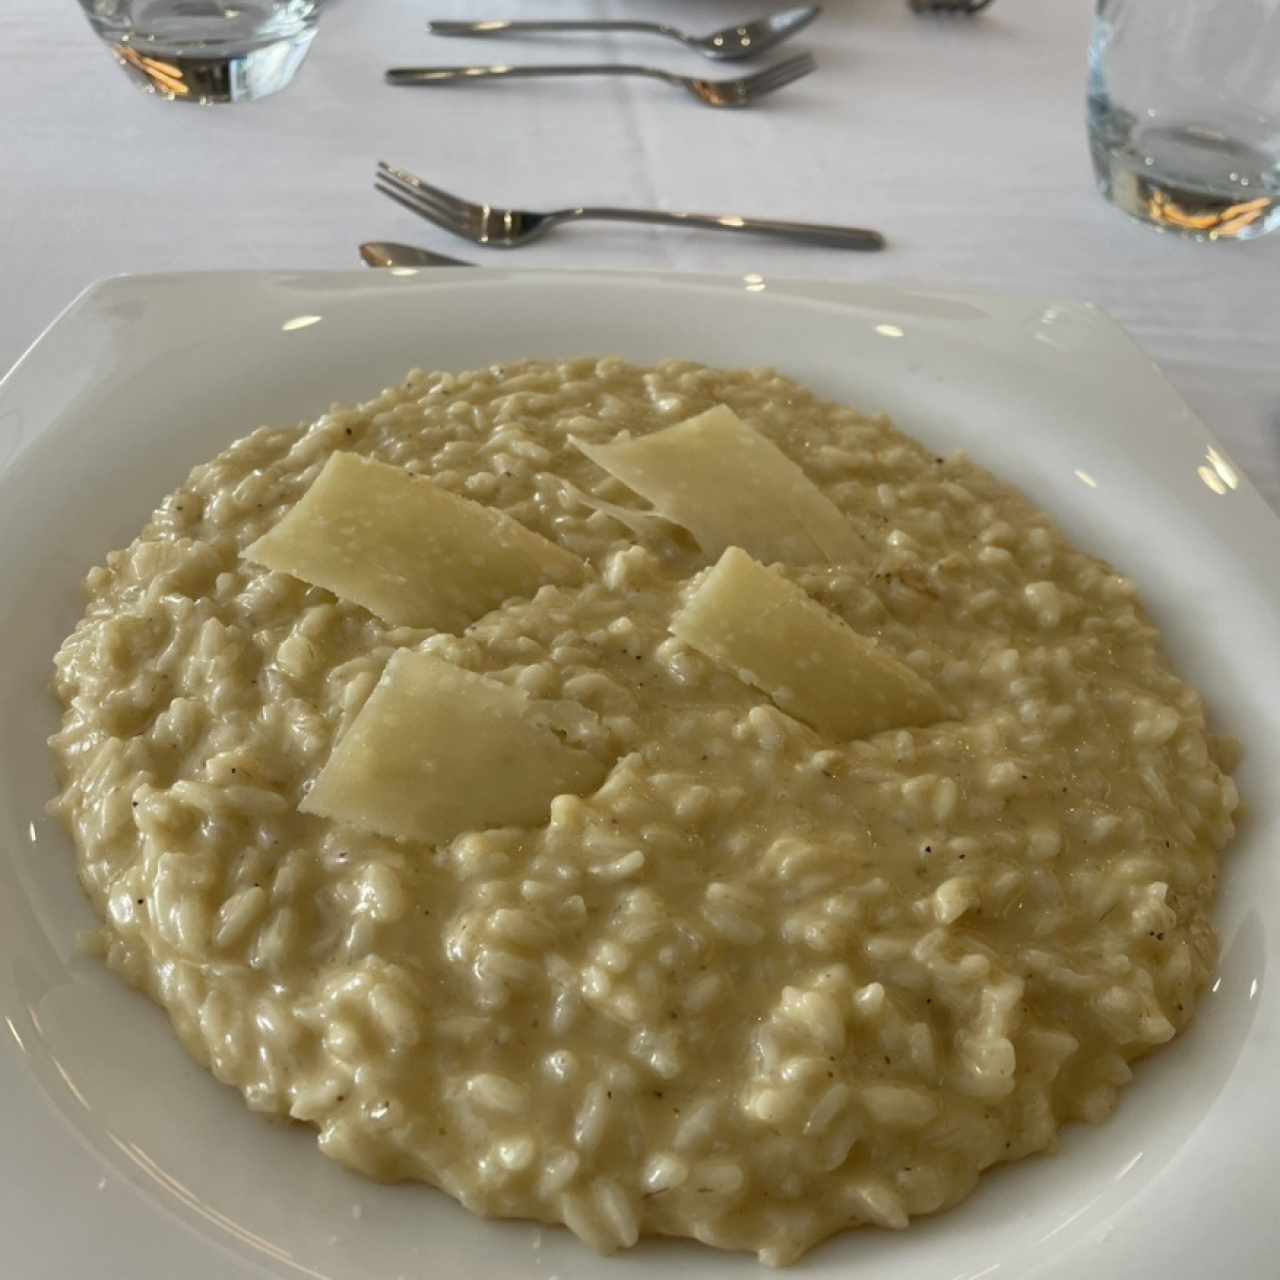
[1087,0,1280,240]
[75,1,324,103]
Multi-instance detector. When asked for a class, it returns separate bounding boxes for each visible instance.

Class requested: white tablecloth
[4,0,1278,507]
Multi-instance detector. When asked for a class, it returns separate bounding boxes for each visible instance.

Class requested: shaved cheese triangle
[572,405,860,565]
[301,651,607,843]
[244,452,581,632]
[670,547,948,741]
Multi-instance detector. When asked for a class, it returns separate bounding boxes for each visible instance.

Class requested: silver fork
[374,162,885,251]
[384,52,816,108]
[424,6,821,62]
[909,0,995,12]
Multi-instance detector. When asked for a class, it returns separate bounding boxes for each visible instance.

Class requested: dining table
[4,0,1278,511]
[3,3,1280,1276]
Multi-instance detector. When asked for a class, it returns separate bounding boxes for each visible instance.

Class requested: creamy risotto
[49,359,1240,1265]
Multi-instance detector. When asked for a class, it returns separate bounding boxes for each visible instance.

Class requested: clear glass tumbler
[76,1,323,103]
[1087,0,1280,240]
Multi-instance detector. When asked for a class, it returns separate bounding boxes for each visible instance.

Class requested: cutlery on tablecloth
[909,0,995,12]
[385,52,816,108]
[374,162,886,251]
[424,6,821,61]
[360,241,473,268]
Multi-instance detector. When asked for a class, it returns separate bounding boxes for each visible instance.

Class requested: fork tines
[734,51,815,97]
[376,162,477,239]
[909,0,995,11]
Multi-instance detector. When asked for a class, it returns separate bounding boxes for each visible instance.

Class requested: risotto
[49,358,1240,1265]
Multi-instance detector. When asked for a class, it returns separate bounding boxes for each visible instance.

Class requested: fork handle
[561,208,886,252]
[427,19,679,38]
[386,64,672,84]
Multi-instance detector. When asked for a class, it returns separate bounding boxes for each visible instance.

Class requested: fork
[424,6,821,62]
[384,52,816,108]
[374,162,885,251]
[909,0,995,11]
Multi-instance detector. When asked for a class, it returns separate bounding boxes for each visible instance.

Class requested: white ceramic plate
[2,270,1277,1280]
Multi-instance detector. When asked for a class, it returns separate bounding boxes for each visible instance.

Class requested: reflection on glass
[1145,190,1274,240]
[280,314,323,332]
[114,45,191,98]
[874,323,905,339]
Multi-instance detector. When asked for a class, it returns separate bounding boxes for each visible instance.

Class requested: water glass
[1087,0,1280,240]
[76,1,323,103]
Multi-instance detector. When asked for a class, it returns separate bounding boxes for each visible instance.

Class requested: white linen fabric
[2,1,1277,487]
